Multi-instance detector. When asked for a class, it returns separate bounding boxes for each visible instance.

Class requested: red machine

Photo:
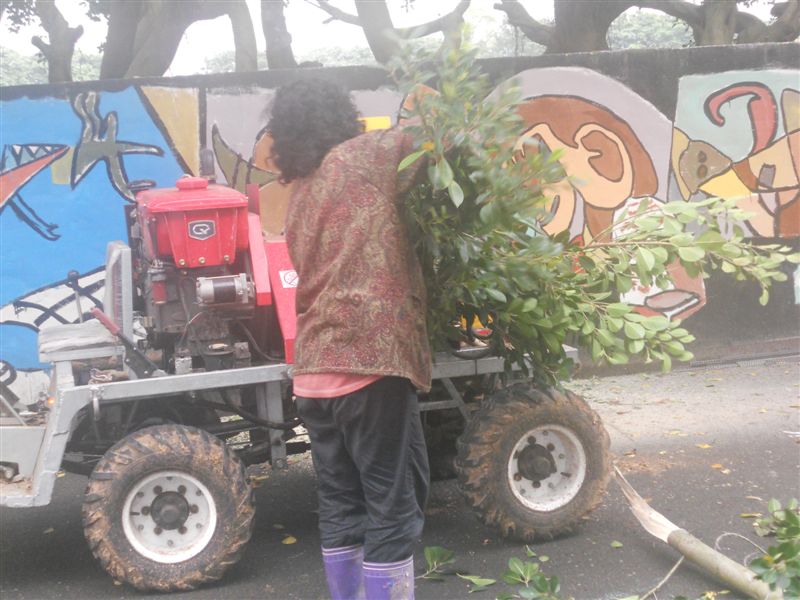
[130,176,296,371]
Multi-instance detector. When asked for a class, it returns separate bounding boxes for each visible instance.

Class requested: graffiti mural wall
[1,45,797,401]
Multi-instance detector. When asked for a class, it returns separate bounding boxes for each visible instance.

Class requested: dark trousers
[296,377,430,563]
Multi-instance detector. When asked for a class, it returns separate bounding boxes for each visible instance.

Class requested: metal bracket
[90,386,103,421]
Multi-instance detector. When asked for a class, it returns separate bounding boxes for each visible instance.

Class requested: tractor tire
[82,424,254,591]
[455,383,611,542]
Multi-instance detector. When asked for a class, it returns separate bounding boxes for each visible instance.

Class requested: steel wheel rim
[122,470,217,564]
[507,424,587,512]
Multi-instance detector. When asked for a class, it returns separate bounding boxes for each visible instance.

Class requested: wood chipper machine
[0,175,611,591]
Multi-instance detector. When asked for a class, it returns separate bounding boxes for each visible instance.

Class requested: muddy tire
[82,425,254,591]
[455,383,611,541]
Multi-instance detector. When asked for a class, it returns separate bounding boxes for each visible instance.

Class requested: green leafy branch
[391,37,800,386]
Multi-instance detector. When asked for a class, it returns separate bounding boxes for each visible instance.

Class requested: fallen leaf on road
[721,468,731,475]
[281,535,297,545]
[273,523,285,530]
[739,513,762,519]
[624,449,637,457]
[758,408,768,413]
[56,471,65,478]
[696,443,713,449]
[43,527,54,534]
[745,495,764,502]
[539,555,550,562]
[666,429,688,437]
[711,463,724,469]
[610,540,624,548]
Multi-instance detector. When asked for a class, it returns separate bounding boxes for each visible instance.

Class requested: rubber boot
[322,545,365,600]
[362,556,415,600]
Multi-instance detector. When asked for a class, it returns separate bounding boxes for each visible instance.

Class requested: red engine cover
[137,177,249,268]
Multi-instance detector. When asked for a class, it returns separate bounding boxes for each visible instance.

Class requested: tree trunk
[227,0,258,72]
[31,0,83,83]
[261,0,297,69]
[697,0,738,45]
[100,0,144,79]
[119,0,257,78]
[547,0,635,53]
[354,0,400,64]
[737,0,800,43]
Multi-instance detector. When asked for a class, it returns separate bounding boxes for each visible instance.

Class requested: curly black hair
[267,78,363,183]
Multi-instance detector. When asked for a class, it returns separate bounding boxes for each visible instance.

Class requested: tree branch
[634,0,703,29]
[396,0,471,39]
[493,0,553,47]
[307,0,361,25]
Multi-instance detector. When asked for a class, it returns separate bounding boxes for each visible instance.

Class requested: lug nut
[527,436,536,445]
[138,525,144,531]
[178,485,186,495]
[513,473,522,481]
[154,527,163,535]
[190,505,199,514]
[167,540,174,547]
[532,481,541,489]
[154,486,163,494]
[547,443,555,451]
[142,506,150,516]
[179,526,187,535]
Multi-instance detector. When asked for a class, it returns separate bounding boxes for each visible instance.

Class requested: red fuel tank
[137,177,249,268]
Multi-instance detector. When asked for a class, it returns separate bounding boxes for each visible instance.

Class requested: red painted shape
[137,179,248,267]
[247,213,272,306]
[1,146,68,206]
[705,83,777,154]
[264,239,297,363]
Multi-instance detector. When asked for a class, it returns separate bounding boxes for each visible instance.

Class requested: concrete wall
[1,43,798,399]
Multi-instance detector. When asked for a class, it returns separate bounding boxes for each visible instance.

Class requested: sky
[0,0,775,76]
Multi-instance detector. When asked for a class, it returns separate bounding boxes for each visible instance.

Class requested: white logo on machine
[188,220,216,240]
[279,270,298,288]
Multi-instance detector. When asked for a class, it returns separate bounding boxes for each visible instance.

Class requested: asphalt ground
[1,358,798,600]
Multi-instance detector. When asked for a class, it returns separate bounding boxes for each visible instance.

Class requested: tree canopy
[1,0,797,84]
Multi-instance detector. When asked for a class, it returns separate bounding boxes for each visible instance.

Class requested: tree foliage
[392,40,799,385]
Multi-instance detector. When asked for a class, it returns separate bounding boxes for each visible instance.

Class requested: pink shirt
[293,373,382,399]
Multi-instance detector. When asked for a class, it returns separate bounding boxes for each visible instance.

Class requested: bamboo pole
[614,466,782,600]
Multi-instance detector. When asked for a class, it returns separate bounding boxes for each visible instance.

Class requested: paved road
[1,358,798,599]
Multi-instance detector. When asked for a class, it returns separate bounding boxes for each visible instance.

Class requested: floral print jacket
[285,128,432,392]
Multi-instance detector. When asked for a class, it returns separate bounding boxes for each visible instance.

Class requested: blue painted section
[0,87,184,369]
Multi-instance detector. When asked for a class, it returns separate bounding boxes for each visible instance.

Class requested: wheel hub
[150,491,190,530]
[507,425,588,512]
[517,444,556,482]
[122,470,217,564]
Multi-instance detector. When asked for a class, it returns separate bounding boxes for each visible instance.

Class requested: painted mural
[1,60,797,403]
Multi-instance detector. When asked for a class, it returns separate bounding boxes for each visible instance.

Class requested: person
[267,78,432,600]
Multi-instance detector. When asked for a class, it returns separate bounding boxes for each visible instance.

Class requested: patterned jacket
[285,128,432,392]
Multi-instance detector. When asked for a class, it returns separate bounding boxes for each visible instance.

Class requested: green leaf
[436,159,454,189]
[759,288,770,306]
[678,246,705,263]
[610,540,624,548]
[486,288,507,303]
[522,298,538,313]
[457,573,496,590]
[624,321,645,340]
[448,180,464,208]
[636,248,655,272]
[398,149,426,172]
[607,303,631,317]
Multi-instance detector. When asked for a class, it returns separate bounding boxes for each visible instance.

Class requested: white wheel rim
[506,424,587,512]
[122,470,217,564]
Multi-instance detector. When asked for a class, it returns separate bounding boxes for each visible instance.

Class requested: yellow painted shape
[699,169,750,199]
[359,116,392,132]
[783,89,800,133]
[50,147,74,185]
[670,128,691,200]
[748,136,798,188]
[140,86,200,175]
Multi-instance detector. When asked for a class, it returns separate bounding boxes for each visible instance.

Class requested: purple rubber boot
[322,545,365,600]
[362,556,415,600]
